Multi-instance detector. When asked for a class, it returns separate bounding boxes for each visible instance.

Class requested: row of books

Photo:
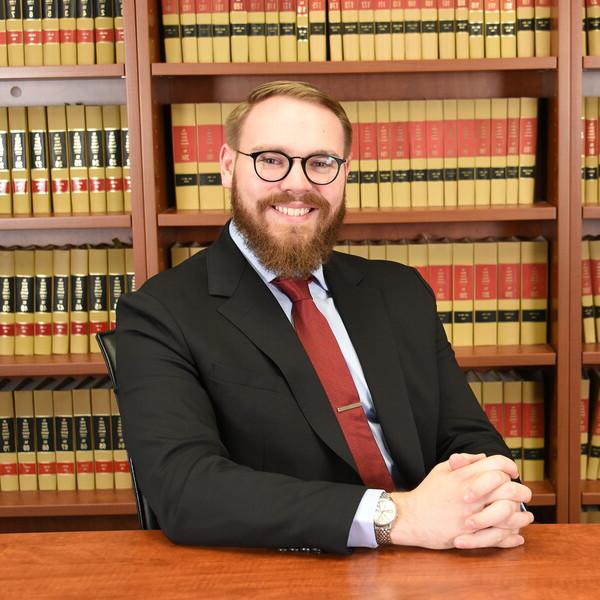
[581,237,600,345]
[172,97,539,211]
[0,376,132,493]
[0,104,131,217]
[0,0,125,66]
[581,368,600,481]
[581,506,600,523]
[585,0,600,57]
[0,243,135,357]
[170,237,549,347]
[581,97,600,206]
[466,369,545,482]
[161,0,552,64]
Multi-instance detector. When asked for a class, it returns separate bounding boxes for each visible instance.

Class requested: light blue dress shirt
[228,221,395,548]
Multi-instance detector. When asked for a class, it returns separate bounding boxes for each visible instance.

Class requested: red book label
[586,118,598,157]
[7,31,24,45]
[114,460,130,473]
[0,32,6,45]
[162,0,180,15]
[504,402,522,437]
[52,179,70,194]
[521,263,547,299]
[180,0,196,12]
[591,257,600,296]
[60,30,76,44]
[476,115,491,157]
[38,462,57,475]
[12,179,29,194]
[196,0,212,12]
[70,321,89,335]
[123,176,132,192]
[408,121,427,160]
[43,30,60,44]
[390,121,409,159]
[24,31,43,45]
[522,402,544,438]
[443,117,458,159]
[429,264,452,302]
[173,125,198,163]
[89,321,109,334]
[116,28,125,42]
[453,264,474,300]
[491,118,508,157]
[358,122,378,161]
[506,117,520,156]
[498,263,521,299]
[35,322,52,336]
[457,119,476,158]
[76,30,94,44]
[519,117,537,156]
[426,119,444,159]
[107,177,124,192]
[484,404,504,436]
[0,323,15,337]
[581,397,589,434]
[197,124,223,163]
[0,180,10,195]
[0,463,17,475]
[475,264,497,300]
[57,462,75,474]
[52,322,68,336]
[77,460,94,473]
[439,0,457,7]
[95,29,115,43]
[32,179,49,193]
[70,178,88,192]
[377,122,391,160]
[89,177,105,192]
[583,258,593,295]
[16,323,34,336]
[18,462,37,475]
[95,460,114,473]
[516,0,533,6]
[213,0,230,13]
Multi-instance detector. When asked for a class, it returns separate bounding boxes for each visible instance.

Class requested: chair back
[96,330,160,531]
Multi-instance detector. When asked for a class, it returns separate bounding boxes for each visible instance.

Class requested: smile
[273,205,314,217]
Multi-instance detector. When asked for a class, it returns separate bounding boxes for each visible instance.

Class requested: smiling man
[116,81,532,554]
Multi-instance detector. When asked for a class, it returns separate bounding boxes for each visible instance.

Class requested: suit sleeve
[116,289,366,554]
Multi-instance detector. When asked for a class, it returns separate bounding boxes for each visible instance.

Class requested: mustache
[257,192,330,211]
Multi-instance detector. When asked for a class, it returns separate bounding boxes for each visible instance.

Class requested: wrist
[373,492,398,546]
[389,491,419,547]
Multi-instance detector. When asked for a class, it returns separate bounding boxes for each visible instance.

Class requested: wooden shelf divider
[0,354,107,378]
[0,65,125,80]
[0,214,132,231]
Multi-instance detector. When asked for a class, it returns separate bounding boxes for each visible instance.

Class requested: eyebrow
[247,146,344,158]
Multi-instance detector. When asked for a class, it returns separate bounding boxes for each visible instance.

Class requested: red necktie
[274,277,395,491]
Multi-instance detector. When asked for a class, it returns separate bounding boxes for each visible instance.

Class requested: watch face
[374,498,397,527]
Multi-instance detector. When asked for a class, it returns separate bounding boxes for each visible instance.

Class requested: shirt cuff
[347,489,384,548]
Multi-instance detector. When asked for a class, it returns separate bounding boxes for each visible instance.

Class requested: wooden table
[0,524,597,599]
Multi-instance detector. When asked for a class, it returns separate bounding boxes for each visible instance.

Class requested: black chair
[96,330,160,530]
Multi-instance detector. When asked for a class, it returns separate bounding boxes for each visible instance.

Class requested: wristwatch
[373,492,397,546]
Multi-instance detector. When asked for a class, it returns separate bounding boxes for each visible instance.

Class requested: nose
[280,157,313,193]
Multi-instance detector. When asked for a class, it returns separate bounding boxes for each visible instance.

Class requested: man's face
[220,96,349,277]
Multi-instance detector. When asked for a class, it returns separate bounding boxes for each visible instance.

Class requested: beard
[230,179,345,279]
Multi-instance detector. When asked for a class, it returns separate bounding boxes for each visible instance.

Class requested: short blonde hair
[224,80,352,157]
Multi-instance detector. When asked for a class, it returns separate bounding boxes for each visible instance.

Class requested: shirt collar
[228,219,328,291]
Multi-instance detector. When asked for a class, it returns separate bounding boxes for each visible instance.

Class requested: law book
[230,0,249,61]
[171,243,190,267]
[75,0,95,64]
[248,0,266,61]
[296,0,309,60]
[357,0,375,61]
[582,97,587,205]
[581,372,590,479]
[425,99,444,208]
[102,104,123,213]
[180,0,198,61]
[189,241,207,256]
[473,240,497,346]
[421,0,438,59]
[375,100,392,208]
[522,373,544,481]
[534,0,550,57]
[518,97,537,205]
[195,0,213,63]
[389,99,411,208]
[114,0,124,63]
[407,238,429,281]
[0,107,11,215]
[33,387,56,490]
[587,369,600,479]
[41,0,60,64]
[0,1,7,66]
[328,0,342,60]
[110,389,130,489]
[455,0,469,57]
[196,102,224,209]
[349,241,370,259]
[408,100,427,208]
[88,247,108,352]
[46,104,71,214]
[358,101,379,208]
[583,238,597,344]
[6,0,25,66]
[404,0,421,59]
[0,249,15,356]
[443,98,458,207]
[589,0,600,57]
[385,241,408,264]
[428,241,453,342]
[468,0,484,58]
[466,371,482,405]
[162,0,182,63]
[452,240,474,346]
[500,370,523,474]
[589,237,600,341]
[94,0,114,64]
[8,106,31,216]
[438,0,455,59]
[66,104,89,213]
[125,245,135,292]
[0,381,18,491]
[15,248,35,356]
[90,386,113,489]
[27,105,51,215]
[520,238,548,345]
[516,0,534,57]
[341,0,359,60]
[497,239,521,345]
[85,105,106,214]
[490,97,508,206]
[265,0,279,60]
[59,0,77,64]
[119,104,130,212]
[107,246,124,328]
[373,0,391,60]
[474,98,491,207]
[33,248,52,355]
[278,0,296,60]
[341,101,360,208]
[15,384,37,490]
[72,385,94,489]
[24,0,43,65]
[478,370,504,438]
[212,0,231,62]
[53,383,75,490]
[500,0,517,57]
[457,99,476,206]
[171,103,199,210]
[69,246,89,354]
[390,0,404,60]
[51,248,69,355]
[483,0,500,57]
[505,96,520,204]
[368,242,386,260]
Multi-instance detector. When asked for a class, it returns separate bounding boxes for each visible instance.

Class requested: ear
[220,143,236,189]
[343,153,352,182]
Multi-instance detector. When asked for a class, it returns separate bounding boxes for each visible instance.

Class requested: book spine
[110,390,131,489]
[358,100,379,208]
[341,0,359,60]
[373,0,391,60]
[340,101,360,208]
[73,388,94,489]
[328,0,342,60]
[421,0,437,59]
[0,107,11,215]
[500,0,516,57]
[581,375,590,480]
[125,246,135,292]
[428,242,453,342]
[457,99,476,206]
[296,0,309,60]
[468,0,484,58]
[230,0,249,61]
[0,1,8,66]
[8,106,31,216]
[75,0,94,64]
[425,99,444,208]
[195,0,213,63]
[490,97,508,206]
[212,0,231,62]
[6,0,25,66]
[522,377,545,481]
[589,0,600,57]
[520,238,548,345]
[103,104,124,213]
[33,248,52,355]
[24,0,43,65]
[162,0,183,63]
[14,249,35,356]
[85,105,107,214]
[407,241,429,281]
[114,0,123,63]
[66,104,90,213]
[196,103,224,209]
[51,248,70,355]
[248,0,266,62]
[27,106,51,215]
[265,0,279,61]
[481,377,504,437]
[404,0,421,59]
[358,0,375,61]
[91,388,114,489]
[180,0,198,61]
[455,0,469,57]
[53,389,75,490]
[452,241,474,346]
[0,390,18,491]
[389,100,411,208]
[375,100,392,208]
[503,378,523,474]
[473,241,498,346]
[589,238,600,342]
[59,0,77,64]
[308,0,326,60]
[171,103,200,210]
[88,247,108,352]
[534,0,550,57]
[497,240,521,345]
[583,239,597,344]
[0,250,15,357]
[518,97,537,205]
[94,0,114,64]
[34,390,57,490]
[119,104,130,211]
[438,0,455,59]
[474,97,491,206]
[585,97,599,207]
[42,0,60,65]
[408,100,427,208]
[107,247,125,328]
[484,0,500,57]
[516,0,534,57]
[390,0,404,60]
[443,98,458,207]
[69,247,89,354]
[47,105,71,214]
[15,390,37,490]
[505,96,520,203]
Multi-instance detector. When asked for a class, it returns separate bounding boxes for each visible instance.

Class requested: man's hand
[389,454,533,550]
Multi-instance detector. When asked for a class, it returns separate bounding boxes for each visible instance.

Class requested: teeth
[274,206,311,217]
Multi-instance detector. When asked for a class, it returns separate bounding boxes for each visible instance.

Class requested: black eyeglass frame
[236,149,347,185]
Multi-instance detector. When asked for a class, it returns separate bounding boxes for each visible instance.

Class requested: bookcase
[2,0,594,532]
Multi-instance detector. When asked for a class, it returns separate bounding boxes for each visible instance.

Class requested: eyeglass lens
[254,151,341,185]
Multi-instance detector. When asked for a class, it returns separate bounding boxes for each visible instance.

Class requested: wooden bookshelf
[0,214,132,231]
[0,354,107,378]
[454,345,556,369]
[581,481,600,505]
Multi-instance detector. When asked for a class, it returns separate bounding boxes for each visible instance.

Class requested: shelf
[454,345,556,368]
[158,204,556,228]
[0,65,125,80]
[0,489,136,518]
[583,56,600,70]
[583,206,600,220]
[152,57,557,77]
[581,481,600,505]
[0,354,107,378]
[583,344,600,365]
[0,214,132,230]
[526,480,557,507]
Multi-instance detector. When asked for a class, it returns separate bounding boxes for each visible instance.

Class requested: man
[116,81,533,554]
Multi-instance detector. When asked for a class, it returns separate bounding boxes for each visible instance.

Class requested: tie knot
[273,277,312,303]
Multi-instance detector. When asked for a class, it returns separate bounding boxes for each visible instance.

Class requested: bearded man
[116,81,532,554]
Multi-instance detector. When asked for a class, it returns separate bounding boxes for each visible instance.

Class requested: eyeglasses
[236,149,347,185]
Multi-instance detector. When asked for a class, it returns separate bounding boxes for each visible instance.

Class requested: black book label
[163,25,181,38]
[87,130,105,168]
[17,417,35,453]
[70,274,88,312]
[0,133,9,170]
[502,23,516,35]
[510,448,522,461]
[358,22,374,35]
[458,167,475,180]
[491,167,506,179]
[36,416,55,453]
[89,274,107,312]
[68,131,86,168]
[469,23,483,36]
[197,23,211,37]
[76,0,93,18]
[111,414,125,450]
[16,276,34,314]
[53,275,68,313]
[310,23,326,35]
[249,23,266,36]
[379,170,391,184]
[392,169,411,183]
[75,415,92,451]
[199,173,222,186]
[105,129,122,168]
[421,21,437,34]
[30,132,48,170]
[6,0,22,19]
[55,416,74,451]
[181,24,196,38]
[212,24,230,37]
[1,277,15,314]
[35,275,52,313]
[266,23,279,36]
[114,0,122,17]
[329,23,342,35]
[475,310,498,323]
[92,415,110,450]
[444,168,457,181]
[94,0,113,17]
[454,311,473,324]
[521,309,547,322]
[1,418,16,453]
[523,448,544,461]
[121,128,129,167]
[412,169,427,182]
[24,0,42,19]
[535,18,550,31]
[42,0,58,19]
[506,166,519,179]
[391,22,404,34]
[49,132,67,169]
[60,0,76,18]
[175,173,198,187]
[439,20,454,33]
[109,274,124,310]
[231,23,249,36]
[437,311,452,324]
[498,310,518,322]
[347,171,359,184]
[359,171,378,184]
[297,26,308,41]
[456,20,469,34]
[341,23,358,35]
[375,22,391,35]
[10,133,27,171]
[517,18,534,31]
[427,169,443,182]
[126,272,135,293]
[475,167,490,180]
[485,24,500,37]
[583,306,594,319]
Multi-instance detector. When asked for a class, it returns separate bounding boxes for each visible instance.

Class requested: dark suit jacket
[116,224,511,554]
